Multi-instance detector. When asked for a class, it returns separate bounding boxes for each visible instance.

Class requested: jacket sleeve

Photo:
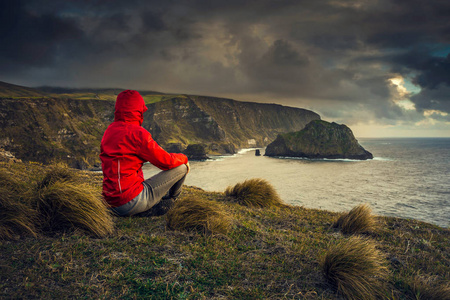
[138,130,188,170]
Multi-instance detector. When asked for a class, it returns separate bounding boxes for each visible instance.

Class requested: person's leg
[144,164,188,201]
[125,164,188,216]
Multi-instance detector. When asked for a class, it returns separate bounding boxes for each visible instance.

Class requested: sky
[1,0,450,137]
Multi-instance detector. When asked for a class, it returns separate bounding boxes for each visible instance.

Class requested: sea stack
[264,120,373,160]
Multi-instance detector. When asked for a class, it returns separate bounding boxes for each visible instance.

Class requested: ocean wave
[373,157,393,161]
[237,148,261,155]
[395,203,418,210]
[204,156,227,162]
[197,148,262,162]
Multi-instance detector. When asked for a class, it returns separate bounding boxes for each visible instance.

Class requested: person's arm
[138,131,188,170]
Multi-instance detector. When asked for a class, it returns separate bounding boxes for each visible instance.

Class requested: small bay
[144,138,450,228]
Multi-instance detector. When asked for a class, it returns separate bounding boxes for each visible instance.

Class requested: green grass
[4,91,183,103]
[143,94,187,104]
[1,161,449,299]
[49,93,115,100]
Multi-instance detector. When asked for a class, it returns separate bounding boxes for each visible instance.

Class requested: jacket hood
[114,90,148,125]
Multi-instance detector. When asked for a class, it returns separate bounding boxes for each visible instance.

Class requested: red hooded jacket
[100,90,188,207]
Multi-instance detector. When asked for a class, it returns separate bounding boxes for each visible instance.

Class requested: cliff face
[0,98,114,169]
[143,96,230,154]
[0,83,320,168]
[144,95,320,152]
[265,120,373,160]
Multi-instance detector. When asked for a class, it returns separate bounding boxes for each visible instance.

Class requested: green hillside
[36,86,176,103]
[0,81,178,103]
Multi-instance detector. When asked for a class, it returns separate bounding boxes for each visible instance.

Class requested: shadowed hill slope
[0,81,48,98]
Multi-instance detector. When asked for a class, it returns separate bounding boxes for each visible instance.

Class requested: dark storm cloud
[141,11,166,32]
[411,85,450,114]
[0,0,83,69]
[411,54,450,90]
[1,0,450,127]
[388,49,450,113]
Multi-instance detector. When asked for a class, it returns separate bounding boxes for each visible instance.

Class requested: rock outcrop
[183,144,209,160]
[265,120,373,160]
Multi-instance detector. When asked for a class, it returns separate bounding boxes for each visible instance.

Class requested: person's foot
[135,197,175,217]
[154,197,175,215]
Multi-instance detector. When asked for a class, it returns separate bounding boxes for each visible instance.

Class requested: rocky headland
[143,95,320,152]
[265,120,373,160]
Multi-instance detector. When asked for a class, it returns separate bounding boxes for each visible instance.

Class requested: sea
[143,138,450,228]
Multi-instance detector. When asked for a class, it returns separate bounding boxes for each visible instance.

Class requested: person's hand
[186,162,190,173]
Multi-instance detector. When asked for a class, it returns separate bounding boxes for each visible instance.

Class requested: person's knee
[177,163,188,175]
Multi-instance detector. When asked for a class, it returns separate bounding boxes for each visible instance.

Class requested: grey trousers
[112,164,188,217]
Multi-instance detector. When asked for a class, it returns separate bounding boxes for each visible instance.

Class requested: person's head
[114,90,148,125]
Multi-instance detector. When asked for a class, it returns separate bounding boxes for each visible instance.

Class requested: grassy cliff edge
[1,161,449,299]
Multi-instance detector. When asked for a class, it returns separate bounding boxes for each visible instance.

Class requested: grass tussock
[166,197,232,234]
[0,170,37,239]
[333,203,379,234]
[224,178,284,208]
[410,276,450,300]
[1,164,114,238]
[34,180,114,237]
[36,164,79,189]
[322,236,388,300]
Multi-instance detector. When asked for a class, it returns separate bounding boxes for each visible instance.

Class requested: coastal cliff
[144,95,320,153]
[0,97,114,169]
[0,81,320,168]
[265,120,373,160]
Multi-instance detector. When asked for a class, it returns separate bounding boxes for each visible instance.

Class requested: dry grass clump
[166,197,232,234]
[0,170,37,239]
[34,180,114,237]
[224,178,284,208]
[333,204,379,234]
[322,236,388,300]
[410,276,450,300]
[36,165,79,189]
[0,165,114,238]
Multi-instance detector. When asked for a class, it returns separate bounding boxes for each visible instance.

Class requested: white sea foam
[237,148,260,155]
[373,157,392,161]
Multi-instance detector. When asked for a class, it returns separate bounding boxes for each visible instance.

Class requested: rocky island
[265,120,373,160]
